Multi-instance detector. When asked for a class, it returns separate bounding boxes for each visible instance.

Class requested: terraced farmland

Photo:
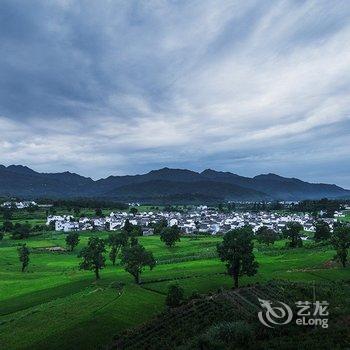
[0,232,349,349]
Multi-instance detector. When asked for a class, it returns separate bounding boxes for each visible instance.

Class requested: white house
[169,218,178,227]
[47,215,73,225]
[55,221,79,232]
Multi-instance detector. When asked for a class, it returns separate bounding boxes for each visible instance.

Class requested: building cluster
[1,201,38,209]
[47,206,337,235]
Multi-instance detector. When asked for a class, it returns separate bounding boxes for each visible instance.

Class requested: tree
[2,221,13,232]
[11,223,30,240]
[107,231,128,265]
[27,204,38,213]
[65,232,80,251]
[78,237,106,279]
[0,231,4,240]
[255,226,278,246]
[18,244,30,272]
[217,227,258,288]
[120,243,156,284]
[95,208,103,217]
[129,207,138,216]
[49,221,56,231]
[160,225,181,248]
[3,209,13,221]
[123,219,133,236]
[131,225,142,237]
[165,284,185,308]
[314,221,331,242]
[283,222,303,248]
[153,219,168,235]
[49,206,57,215]
[130,237,139,246]
[73,207,81,217]
[331,226,350,267]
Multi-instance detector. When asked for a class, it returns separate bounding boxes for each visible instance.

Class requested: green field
[0,229,349,349]
[339,211,350,223]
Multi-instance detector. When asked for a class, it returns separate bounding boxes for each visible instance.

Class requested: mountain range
[0,165,349,203]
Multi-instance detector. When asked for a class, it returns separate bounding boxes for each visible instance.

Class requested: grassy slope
[0,231,349,349]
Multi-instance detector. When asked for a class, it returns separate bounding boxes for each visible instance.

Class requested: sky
[0,0,350,187]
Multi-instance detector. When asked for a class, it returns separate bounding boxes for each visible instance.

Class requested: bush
[165,284,185,308]
[204,321,254,347]
[11,223,30,240]
[189,290,201,300]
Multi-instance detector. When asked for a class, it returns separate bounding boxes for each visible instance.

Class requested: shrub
[204,321,254,347]
[165,284,185,308]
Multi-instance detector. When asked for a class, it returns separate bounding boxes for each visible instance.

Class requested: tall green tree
[3,208,13,221]
[153,219,168,235]
[129,207,138,216]
[314,221,331,241]
[95,208,103,217]
[217,226,258,288]
[2,221,13,232]
[18,244,30,272]
[160,225,181,248]
[123,219,133,236]
[107,231,128,265]
[120,243,156,284]
[65,232,80,251]
[131,225,142,237]
[283,222,303,248]
[73,207,81,217]
[78,237,106,279]
[27,204,38,213]
[256,226,278,246]
[11,223,30,240]
[331,226,350,267]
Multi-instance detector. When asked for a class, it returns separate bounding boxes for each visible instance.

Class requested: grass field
[339,211,350,223]
[0,229,349,349]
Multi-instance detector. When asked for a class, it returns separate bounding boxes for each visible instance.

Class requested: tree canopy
[255,226,278,245]
[18,243,30,272]
[283,222,303,248]
[107,231,128,265]
[65,232,80,251]
[331,225,350,267]
[217,226,258,288]
[78,237,106,279]
[160,225,181,247]
[120,243,156,284]
[314,221,331,241]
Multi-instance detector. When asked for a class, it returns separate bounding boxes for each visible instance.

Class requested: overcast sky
[1,0,350,187]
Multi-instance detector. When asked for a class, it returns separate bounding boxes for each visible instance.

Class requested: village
[46,205,341,236]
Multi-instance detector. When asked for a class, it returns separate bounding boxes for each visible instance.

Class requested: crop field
[339,211,350,222]
[0,225,349,349]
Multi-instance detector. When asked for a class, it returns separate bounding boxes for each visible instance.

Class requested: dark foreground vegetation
[112,280,350,350]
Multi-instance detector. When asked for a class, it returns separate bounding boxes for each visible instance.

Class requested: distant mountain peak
[201,168,217,175]
[0,164,348,201]
[6,164,37,175]
[201,168,241,178]
[254,173,285,179]
[149,167,198,174]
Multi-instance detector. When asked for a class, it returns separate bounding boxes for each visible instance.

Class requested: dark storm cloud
[0,0,350,187]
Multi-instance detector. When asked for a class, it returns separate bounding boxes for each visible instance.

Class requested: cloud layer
[1,0,350,187]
